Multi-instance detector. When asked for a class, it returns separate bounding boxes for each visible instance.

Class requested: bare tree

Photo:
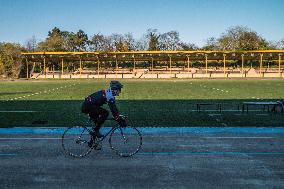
[276,38,284,49]
[25,36,38,52]
[202,37,220,50]
[124,33,136,51]
[133,37,148,51]
[159,31,181,51]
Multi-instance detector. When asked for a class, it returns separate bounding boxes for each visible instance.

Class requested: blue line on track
[0,154,17,156]
[0,127,284,134]
[138,152,284,155]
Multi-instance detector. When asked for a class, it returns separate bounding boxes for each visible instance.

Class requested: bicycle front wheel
[109,126,142,157]
[62,126,93,158]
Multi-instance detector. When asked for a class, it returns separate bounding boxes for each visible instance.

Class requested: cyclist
[81,81,126,147]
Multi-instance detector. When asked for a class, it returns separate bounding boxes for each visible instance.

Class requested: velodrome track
[0,127,284,189]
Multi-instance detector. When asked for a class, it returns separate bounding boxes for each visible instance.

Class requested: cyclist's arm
[107,98,120,119]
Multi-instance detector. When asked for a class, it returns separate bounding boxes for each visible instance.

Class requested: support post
[97,56,100,76]
[61,58,64,76]
[205,54,208,74]
[187,55,190,73]
[279,54,282,78]
[25,58,29,79]
[151,57,154,73]
[43,56,46,78]
[241,54,244,77]
[223,54,226,76]
[116,58,118,78]
[260,54,263,77]
[169,55,172,75]
[32,62,35,78]
[79,58,82,78]
[133,55,136,71]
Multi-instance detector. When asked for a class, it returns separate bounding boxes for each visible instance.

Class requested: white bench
[242,101,284,113]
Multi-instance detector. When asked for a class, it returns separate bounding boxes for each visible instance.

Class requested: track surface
[0,127,284,189]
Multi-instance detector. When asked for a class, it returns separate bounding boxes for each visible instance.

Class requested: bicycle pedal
[87,140,94,148]
[93,141,102,150]
[95,146,102,150]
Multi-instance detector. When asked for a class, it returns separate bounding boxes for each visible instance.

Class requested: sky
[0,0,284,47]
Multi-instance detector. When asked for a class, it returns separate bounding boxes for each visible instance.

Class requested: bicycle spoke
[109,126,142,157]
[62,126,93,158]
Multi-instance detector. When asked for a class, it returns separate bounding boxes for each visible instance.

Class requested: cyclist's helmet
[110,81,123,91]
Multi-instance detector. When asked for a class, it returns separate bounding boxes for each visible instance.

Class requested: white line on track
[0,138,61,140]
[192,110,241,112]
[3,82,80,102]
[0,111,39,113]
[205,137,275,139]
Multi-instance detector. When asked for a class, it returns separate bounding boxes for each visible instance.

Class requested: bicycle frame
[83,117,119,142]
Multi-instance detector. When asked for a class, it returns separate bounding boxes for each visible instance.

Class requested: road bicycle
[62,116,142,158]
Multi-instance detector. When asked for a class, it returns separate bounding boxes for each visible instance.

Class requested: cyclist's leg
[88,105,100,137]
[88,106,109,137]
[88,104,101,124]
[94,107,109,132]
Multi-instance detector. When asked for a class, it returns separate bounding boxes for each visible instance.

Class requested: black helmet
[110,81,123,90]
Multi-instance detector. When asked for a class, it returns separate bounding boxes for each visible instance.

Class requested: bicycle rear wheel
[109,126,142,157]
[62,126,93,158]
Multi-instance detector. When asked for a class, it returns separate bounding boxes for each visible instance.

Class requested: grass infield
[0,79,283,127]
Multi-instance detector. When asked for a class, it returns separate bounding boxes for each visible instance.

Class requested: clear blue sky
[0,0,283,47]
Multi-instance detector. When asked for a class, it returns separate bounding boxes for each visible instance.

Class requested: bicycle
[61,116,142,158]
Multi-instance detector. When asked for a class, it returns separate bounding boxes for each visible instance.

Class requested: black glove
[118,118,127,128]
[115,115,127,127]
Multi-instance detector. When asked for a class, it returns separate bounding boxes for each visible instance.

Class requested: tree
[90,33,108,52]
[0,42,25,78]
[277,39,284,49]
[133,37,148,51]
[0,54,4,76]
[65,32,77,51]
[25,36,38,52]
[178,42,198,50]
[48,27,61,38]
[38,27,66,51]
[202,37,219,50]
[146,29,160,51]
[108,33,133,52]
[218,26,269,51]
[158,31,181,51]
[109,34,122,51]
[73,30,89,51]
[123,33,136,51]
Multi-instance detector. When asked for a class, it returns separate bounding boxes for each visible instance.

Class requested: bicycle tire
[62,126,93,158]
[109,126,142,157]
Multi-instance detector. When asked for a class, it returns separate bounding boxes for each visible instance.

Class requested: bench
[196,103,222,113]
[242,101,284,113]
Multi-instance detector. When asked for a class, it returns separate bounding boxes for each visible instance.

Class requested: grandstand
[21,50,284,79]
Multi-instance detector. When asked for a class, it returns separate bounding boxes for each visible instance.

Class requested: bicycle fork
[119,128,128,143]
[76,127,88,145]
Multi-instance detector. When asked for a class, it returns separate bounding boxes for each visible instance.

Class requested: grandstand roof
[22,50,284,62]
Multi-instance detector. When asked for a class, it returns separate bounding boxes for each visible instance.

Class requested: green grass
[0,79,283,127]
